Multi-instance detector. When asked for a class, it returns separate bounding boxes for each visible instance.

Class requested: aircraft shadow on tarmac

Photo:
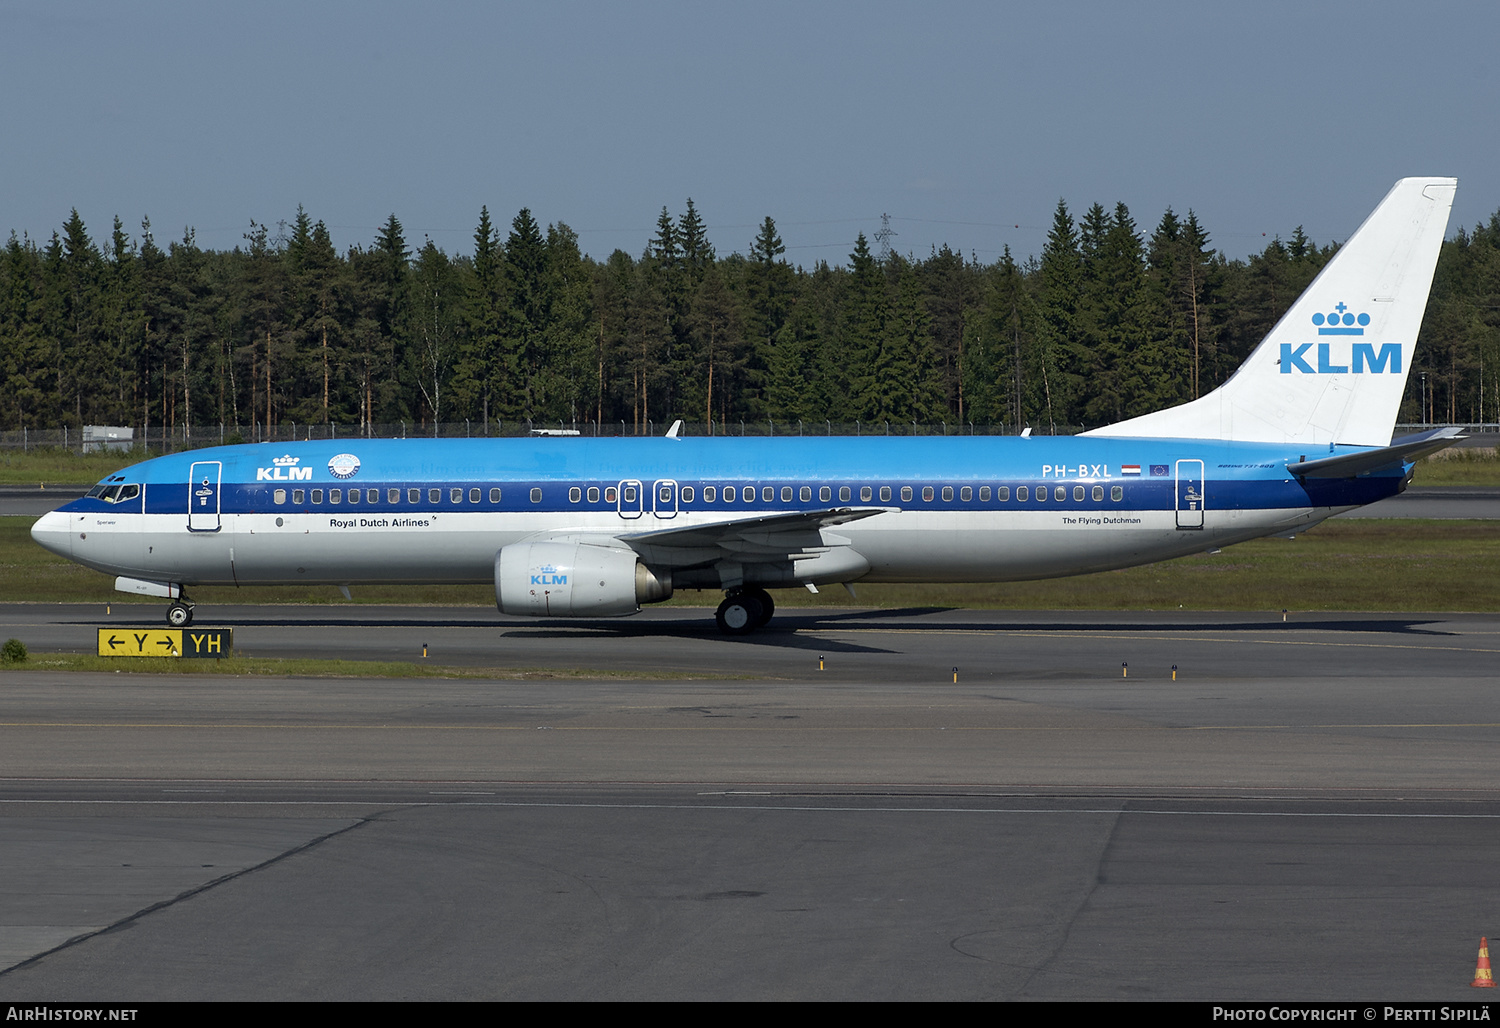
[75,607,1465,639]
[71,606,1462,656]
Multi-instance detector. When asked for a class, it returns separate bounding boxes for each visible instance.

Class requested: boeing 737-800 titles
[31,178,1461,633]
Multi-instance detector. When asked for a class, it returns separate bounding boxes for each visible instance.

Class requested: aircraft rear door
[187,461,222,532]
[1175,459,1205,530]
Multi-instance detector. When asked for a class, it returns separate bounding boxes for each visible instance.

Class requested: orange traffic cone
[1473,937,1495,987]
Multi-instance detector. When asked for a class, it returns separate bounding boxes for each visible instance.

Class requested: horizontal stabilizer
[1286,427,1465,478]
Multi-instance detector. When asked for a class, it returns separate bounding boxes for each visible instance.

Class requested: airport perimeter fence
[1,418,1080,454]
[4,420,1497,454]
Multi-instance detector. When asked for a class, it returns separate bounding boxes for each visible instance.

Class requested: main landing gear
[715,587,775,635]
[165,596,194,628]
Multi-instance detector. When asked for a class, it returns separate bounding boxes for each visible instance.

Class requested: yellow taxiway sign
[96,628,232,658]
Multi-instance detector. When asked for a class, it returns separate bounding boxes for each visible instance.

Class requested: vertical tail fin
[1086,177,1456,446]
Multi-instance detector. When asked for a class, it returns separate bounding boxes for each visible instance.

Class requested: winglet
[665,420,683,440]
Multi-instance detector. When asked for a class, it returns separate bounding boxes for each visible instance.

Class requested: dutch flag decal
[1121,464,1141,476]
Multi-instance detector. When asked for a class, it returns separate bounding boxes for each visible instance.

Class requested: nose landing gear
[166,597,194,628]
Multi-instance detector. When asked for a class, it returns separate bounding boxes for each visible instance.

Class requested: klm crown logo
[531,563,567,586]
[257,453,313,480]
[1278,300,1399,375]
[1312,302,1370,336]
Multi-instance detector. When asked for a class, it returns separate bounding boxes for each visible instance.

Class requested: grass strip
[1,652,745,680]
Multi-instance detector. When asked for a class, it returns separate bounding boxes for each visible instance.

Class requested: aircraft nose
[30,510,72,559]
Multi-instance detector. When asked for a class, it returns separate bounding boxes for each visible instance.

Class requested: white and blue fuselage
[34,433,1404,587]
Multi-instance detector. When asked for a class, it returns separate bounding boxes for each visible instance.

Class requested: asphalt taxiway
[3,604,1500,1000]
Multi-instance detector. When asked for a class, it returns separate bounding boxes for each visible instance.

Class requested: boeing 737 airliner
[31,178,1461,633]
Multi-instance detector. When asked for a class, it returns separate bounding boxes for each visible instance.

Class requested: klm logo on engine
[532,563,567,586]
[1279,302,1400,374]
[256,454,313,481]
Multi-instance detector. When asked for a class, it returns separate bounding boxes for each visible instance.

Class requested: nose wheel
[166,599,194,628]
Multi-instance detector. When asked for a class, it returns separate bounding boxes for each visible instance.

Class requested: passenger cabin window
[704,486,716,502]
[530,488,542,503]
[942,486,954,501]
[1092,484,1104,501]
[623,485,637,503]
[293,489,305,504]
[681,486,694,502]
[839,486,851,501]
[879,486,891,501]
[762,486,773,502]
[409,488,421,503]
[469,488,480,503]
[429,488,440,503]
[961,486,972,502]
[781,486,793,502]
[1054,486,1065,501]
[800,486,811,502]
[996,486,1008,501]
[587,487,600,502]
[349,489,360,505]
[1111,485,1123,501]
[820,486,831,502]
[660,485,673,503]
[330,488,342,503]
[1016,486,1028,501]
[1073,485,1085,502]
[860,486,872,502]
[312,489,324,503]
[743,486,755,502]
[388,488,400,504]
[274,489,286,504]
[922,486,934,501]
[490,488,502,502]
[605,487,617,503]
[569,487,582,502]
[900,486,913,501]
[450,488,463,503]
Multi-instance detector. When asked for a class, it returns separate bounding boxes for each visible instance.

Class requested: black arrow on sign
[107,635,121,650]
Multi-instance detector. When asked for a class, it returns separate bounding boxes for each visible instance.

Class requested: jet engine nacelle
[495,540,672,617]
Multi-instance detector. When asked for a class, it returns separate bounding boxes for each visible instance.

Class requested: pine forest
[3,197,1499,442]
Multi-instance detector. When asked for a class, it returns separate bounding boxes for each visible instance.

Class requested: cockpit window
[88,482,139,503]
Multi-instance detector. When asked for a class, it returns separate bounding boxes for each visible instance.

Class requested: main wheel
[166,601,193,628]
[743,586,775,626]
[715,594,764,635]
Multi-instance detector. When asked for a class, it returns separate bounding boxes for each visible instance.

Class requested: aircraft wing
[517,507,891,577]
[1286,426,1465,478]
[613,507,891,567]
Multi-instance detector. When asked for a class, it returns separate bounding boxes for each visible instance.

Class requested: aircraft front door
[1175,459,1205,530]
[187,461,222,532]
[616,479,643,519]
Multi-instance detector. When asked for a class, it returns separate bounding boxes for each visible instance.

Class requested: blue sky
[3,0,1496,266]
